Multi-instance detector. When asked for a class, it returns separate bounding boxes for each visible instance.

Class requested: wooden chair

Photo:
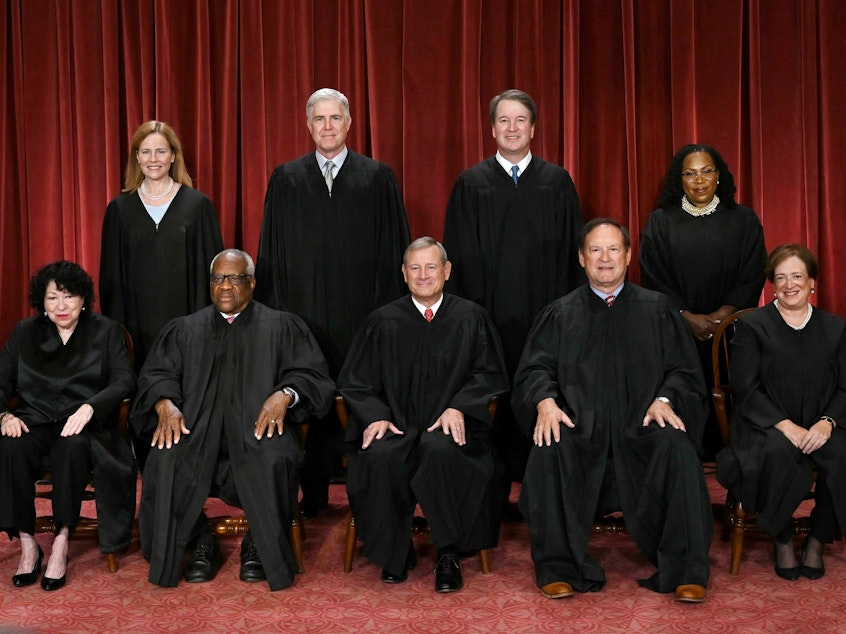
[336,395,493,574]
[711,308,812,575]
[206,423,308,574]
[28,325,135,572]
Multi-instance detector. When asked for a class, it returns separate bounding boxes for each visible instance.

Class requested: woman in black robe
[0,261,136,591]
[717,245,846,580]
[100,121,222,470]
[640,144,767,456]
[99,120,223,373]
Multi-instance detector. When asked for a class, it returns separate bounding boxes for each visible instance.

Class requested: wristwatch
[655,396,672,408]
[281,387,297,406]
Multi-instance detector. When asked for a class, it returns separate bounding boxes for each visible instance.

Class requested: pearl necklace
[775,299,813,330]
[681,194,720,217]
[140,177,175,201]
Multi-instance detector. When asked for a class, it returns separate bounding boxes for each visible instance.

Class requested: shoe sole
[674,596,706,604]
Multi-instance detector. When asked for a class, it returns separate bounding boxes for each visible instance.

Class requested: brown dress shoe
[541,581,574,599]
[674,584,706,603]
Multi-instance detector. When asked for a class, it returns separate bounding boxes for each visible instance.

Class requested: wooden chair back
[710,308,756,447]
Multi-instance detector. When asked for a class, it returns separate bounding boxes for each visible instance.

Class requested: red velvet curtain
[2,0,843,342]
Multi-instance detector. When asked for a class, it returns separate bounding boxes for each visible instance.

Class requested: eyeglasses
[681,168,718,181]
[210,273,252,286]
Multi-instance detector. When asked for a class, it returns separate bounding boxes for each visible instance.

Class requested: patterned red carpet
[0,468,844,633]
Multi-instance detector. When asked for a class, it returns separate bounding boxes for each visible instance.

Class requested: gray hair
[210,249,256,276]
[403,236,448,265]
[306,88,351,119]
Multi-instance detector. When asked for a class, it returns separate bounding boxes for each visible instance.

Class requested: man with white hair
[256,89,410,516]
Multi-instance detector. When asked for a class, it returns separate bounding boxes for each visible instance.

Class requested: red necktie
[424,308,434,322]
[605,295,615,307]
[226,315,235,323]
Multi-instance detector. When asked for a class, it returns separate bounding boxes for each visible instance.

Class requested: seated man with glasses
[130,249,334,590]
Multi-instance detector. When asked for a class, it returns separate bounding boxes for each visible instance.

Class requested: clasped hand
[776,419,832,454]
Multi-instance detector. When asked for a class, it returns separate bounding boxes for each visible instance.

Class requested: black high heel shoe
[800,535,825,580]
[41,557,68,591]
[774,541,800,581]
[12,545,44,587]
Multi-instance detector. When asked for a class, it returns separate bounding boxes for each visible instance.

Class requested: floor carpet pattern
[0,468,843,633]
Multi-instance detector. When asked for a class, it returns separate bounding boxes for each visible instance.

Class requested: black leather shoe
[434,553,463,593]
[41,557,67,592]
[381,543,417,583]
[239,533,266,582]
[800,535,825,580]
[13,545,43,587]
[183,537,222,583]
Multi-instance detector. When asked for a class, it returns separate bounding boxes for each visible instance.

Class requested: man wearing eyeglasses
[130,249,334,591]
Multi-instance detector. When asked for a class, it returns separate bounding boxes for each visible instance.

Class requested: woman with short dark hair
[0,261,135,591]
[717,244,846,580]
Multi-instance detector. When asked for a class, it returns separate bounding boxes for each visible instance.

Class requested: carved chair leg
[730,503,747,576]
[721,494,732,542]
[343,515,357,573]
[290,516,304,574]
[478,548,491,574]
[105,553,118,573]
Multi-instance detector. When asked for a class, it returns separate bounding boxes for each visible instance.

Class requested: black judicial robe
[338,294,509,575]
[443,156,584,481]
[512,284,712,592]
[639,202,766,315]
[717,304,846,536]
[99,187,224,370]
[443,155,584,376]
[255,151,410,375]
[0,312,136,551]
[130,302,334,590]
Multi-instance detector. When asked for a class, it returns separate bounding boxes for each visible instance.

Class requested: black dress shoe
[434,553,463,593]
[183,537,222,583]
[13,545,43,587]
[41,557,67,592]
[239,533,266,582]
[774,542,800,581]
[800,535,825,580]
[381,543,417,583]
